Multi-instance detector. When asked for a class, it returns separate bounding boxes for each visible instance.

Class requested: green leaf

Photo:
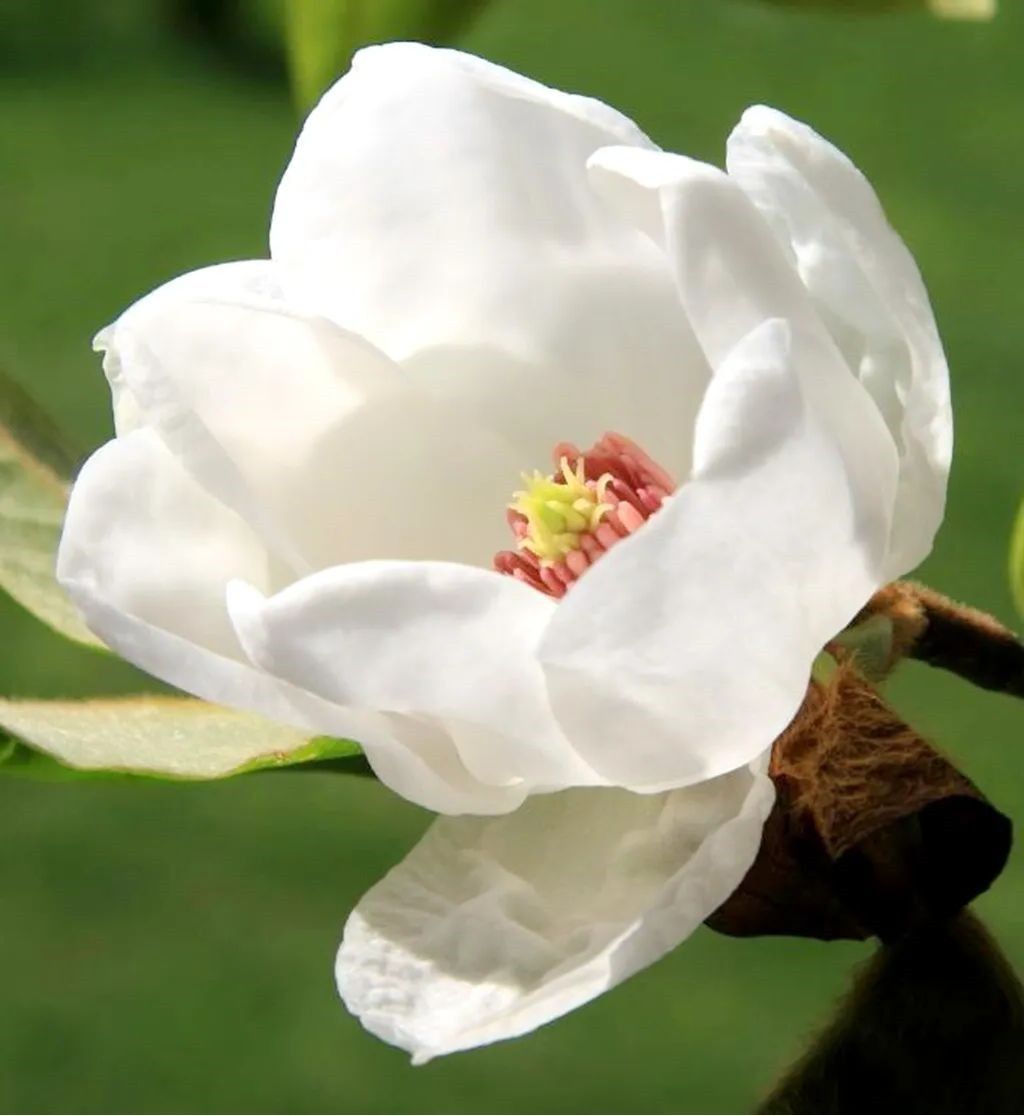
[1010,498,1024,619]
[0,365,105,649]
[284,0,488,112]
[0,695,372,782]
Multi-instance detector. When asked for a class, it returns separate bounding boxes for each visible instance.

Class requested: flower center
[510,457,614,564]
[494,431,676,599]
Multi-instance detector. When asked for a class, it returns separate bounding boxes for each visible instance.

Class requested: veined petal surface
[337,758,773,1061]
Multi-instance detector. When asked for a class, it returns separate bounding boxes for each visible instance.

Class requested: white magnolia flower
[57,44,951,1060]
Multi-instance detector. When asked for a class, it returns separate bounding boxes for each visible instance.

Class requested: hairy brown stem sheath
[707,663,1011,942]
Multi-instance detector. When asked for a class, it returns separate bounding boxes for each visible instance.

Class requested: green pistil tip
[510,457,612,564]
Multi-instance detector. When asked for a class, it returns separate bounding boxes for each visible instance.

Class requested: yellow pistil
[510,457,612,565]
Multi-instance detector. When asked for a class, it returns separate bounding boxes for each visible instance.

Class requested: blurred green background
[1,0,1022,1111]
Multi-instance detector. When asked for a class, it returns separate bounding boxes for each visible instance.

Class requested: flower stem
[861,581,1024,698]
[756,911,1024,1113]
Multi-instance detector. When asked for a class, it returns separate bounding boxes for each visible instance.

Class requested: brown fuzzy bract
[708,664,1011,942]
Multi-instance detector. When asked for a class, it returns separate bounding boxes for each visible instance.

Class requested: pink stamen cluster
[494,431,677,599]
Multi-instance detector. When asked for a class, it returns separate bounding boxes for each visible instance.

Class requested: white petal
[337,756,773,1061]
[95,260,430,573]
[271,43,706,481]
[253,385,531,570]
[227,565,600,796]
[98,260,285,437]
[540,150,899,790]
[57,431,520,813]
[726,106,952,575]
[59,430,270,661]
[542,318,896,789]
[271,41,651,360]
[366,714,531,817]
[99,260,550,572]
[57,429,325,727]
